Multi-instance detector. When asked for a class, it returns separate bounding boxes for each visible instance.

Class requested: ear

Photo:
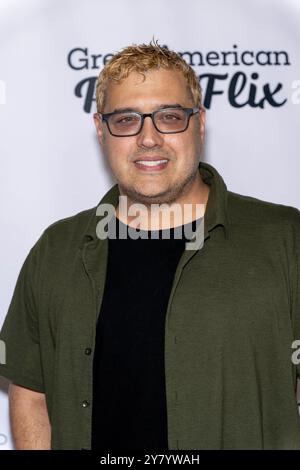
[198,106,206,145]
[93,113,105,146]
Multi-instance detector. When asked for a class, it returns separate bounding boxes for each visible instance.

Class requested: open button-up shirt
[1,161,300,449]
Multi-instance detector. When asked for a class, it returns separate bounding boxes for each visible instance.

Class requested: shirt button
[84,348,92,355]
[82,400,90,408]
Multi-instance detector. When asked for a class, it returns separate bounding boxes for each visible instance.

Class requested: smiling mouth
[134,158,169,171]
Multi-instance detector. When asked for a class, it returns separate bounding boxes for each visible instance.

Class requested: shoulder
[44,206,96,239]
[227,191,300,228]
[31,205,97,260]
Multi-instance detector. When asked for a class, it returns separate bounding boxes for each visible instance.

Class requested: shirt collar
[198,161,228,239]
[83,161,229,243]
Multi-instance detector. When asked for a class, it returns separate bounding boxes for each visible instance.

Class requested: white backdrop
[0,0,299,450]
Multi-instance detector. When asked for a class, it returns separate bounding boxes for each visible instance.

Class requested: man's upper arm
[0,236,45,392]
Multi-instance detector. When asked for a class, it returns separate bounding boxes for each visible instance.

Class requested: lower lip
[134,160,169,172]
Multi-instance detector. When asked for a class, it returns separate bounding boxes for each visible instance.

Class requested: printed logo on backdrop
[67,44,298,113]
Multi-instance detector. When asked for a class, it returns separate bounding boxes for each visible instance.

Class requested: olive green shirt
[1,161,300,449]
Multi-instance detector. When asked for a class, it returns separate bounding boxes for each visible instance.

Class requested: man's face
[94,69,205,205]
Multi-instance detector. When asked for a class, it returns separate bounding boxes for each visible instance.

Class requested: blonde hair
[95,39,202,113]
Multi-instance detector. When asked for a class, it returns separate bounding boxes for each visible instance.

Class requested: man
[0,41,300,450]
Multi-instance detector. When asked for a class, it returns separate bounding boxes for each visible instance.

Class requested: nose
[136,115,164,149]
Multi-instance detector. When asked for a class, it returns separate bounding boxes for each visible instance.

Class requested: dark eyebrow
[112,103,184,113]
[157,103,184,109]
[112,107,137,113]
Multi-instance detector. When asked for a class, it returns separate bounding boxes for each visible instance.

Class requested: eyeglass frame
[97,106,200,137]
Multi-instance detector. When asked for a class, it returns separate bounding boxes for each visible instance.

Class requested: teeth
[135,159,168,167]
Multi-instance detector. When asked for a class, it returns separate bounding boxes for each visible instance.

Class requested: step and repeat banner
[0,0,299,449]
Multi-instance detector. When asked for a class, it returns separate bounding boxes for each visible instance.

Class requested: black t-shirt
[91,216,200,451]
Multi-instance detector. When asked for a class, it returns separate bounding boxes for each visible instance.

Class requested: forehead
[104,69,192,111]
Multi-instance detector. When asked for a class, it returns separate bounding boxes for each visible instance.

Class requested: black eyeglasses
[97,106,199,137]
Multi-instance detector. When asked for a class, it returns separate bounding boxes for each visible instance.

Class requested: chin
[119,179,182,205]
[134,191,180,206]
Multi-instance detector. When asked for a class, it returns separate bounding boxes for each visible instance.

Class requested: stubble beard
[117,162,200,207]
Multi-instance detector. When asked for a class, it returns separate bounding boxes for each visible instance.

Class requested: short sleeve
[0,236,45,392]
